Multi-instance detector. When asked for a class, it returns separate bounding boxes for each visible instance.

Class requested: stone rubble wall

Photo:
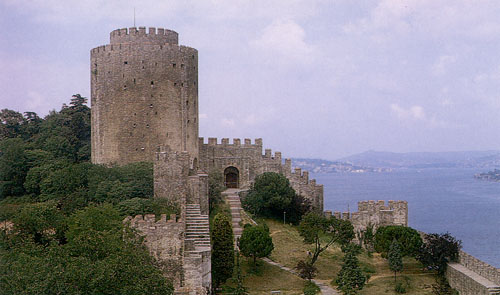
[325,200,408,240]
[198,137,324,211]
[125,214,185,289]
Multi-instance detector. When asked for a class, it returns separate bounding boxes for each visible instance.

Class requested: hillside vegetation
[0,96,176,294]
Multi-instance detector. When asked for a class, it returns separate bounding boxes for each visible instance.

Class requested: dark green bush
[374,226,422,257]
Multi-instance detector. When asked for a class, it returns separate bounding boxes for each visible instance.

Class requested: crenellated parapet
[330,200,408,240]
[125,214,184,288]
[199,137,263,147]
[110,27,179,45]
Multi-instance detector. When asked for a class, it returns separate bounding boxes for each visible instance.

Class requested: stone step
[185,216,209,219]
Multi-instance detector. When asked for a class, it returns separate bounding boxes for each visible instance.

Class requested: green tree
[296,260,317,281]
[208,170,225,212]
[211,213,234,289]
[0,109,25,139]
[335,244,366,295]
[299,212,354,265]
[0,138,29,198]
[239,224,274,265]
[242,172,310,224]
[432,276,458,295]
[226,250,249,295]
[388,239,403,282]
[417,232,461,275]
[374,225,423,257]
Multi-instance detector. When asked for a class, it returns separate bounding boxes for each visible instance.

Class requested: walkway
[222,189,339,295]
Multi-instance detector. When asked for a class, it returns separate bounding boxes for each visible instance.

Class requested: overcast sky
[1,0,500,160]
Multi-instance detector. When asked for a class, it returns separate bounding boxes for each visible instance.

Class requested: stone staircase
[223,189,243,240]
[185,204,210,250]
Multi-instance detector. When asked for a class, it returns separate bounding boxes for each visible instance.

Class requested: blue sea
[312,168,500,268]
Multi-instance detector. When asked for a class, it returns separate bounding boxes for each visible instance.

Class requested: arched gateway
[224,166,239,188]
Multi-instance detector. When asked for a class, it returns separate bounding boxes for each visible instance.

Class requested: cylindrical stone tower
[90,27,198,166]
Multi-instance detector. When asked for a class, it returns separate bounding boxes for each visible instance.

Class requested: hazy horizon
[2,1,500,159]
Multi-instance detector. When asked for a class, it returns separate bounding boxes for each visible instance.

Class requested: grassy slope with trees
[0,96,176,294]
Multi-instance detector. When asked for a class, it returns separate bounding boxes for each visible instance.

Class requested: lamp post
[283,211,286,224]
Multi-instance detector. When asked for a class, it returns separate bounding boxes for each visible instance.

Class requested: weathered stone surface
[91,27,199,166]
[446,251,500,295]
[199,137,324,211]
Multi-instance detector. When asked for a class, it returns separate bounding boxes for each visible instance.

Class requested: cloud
[250,19,315,65]
[391,104,425,120]
[432,55,457,76]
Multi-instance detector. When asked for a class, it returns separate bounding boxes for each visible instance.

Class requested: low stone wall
[446,251,500,295]
[125,214,185,288]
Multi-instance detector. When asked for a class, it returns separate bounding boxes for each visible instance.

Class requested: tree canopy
[211,213,234,288]
[299,212,354,265]
[242,172,311,224]
[417,232,461,275]
[374,225,423,257]
[239,223,274,264]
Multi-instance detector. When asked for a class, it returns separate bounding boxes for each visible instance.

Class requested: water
[312,168,500,267]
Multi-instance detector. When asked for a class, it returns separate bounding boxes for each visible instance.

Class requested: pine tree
[335,245,366,295]
[388,239,403,282]
[227,251,249,295]
[239,224,274,265]
[211,213,234,289]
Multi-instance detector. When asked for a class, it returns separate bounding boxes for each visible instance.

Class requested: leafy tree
[335,244,366,295]
[242,172,310,224]
[239,223,274,265]
[225,250,249,295]
[208,170,225,212]
[417,232,461,275]
[296,260,317,280]
[374,225,422,257]
[299,212,354,265]
[0,138,29,198]
[363,224,375,252]
[388,239,403,282]
[0,109,25,139]
[12,201,66,245]
[211,213,234,288]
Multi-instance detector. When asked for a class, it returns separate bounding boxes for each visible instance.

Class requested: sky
[1,0,500,160]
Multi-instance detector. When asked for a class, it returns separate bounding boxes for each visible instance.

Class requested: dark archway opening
[224,166,239,188]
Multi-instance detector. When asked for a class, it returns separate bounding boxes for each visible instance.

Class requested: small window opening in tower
[166,132,169,137]
[151,81,154,85]
[194,81,196,85]
[186,100,189,106]
[150,104,153,108]
[155,111,158,115]
[108,71,111,74]
[141,147,145,151]
[155,62,158,66]
[187,120,190,124]
[136,148,138,151]
[146,124,150,128]
[192,55,195,59]
[181,64,184,68]
[133,78,136,84]
[134,113,136,116]
[133,123,136,128]
[142,66,145,69]
[124,61,128,64]
[174,82,177,86]
[181,83,184,87]
[142,60,144,64]
[123,85,127,90]
[173,63,176,68]
[122,74,125,78]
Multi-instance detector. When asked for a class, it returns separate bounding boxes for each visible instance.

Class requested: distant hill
[290,158,390,174]
[337,150,500,169]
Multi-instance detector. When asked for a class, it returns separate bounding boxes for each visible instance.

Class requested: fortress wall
[333,200,408,242]
[91,27,198,165]
[125,214,184,289]
[154,150,191,216]
[199,137,324,210]
[446,251,500,295]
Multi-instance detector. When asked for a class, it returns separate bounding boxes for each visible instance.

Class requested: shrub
[303,281,320,295]
[374,225,422,257]
[395,281,407,293]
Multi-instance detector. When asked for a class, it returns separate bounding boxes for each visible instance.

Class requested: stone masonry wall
[198,137,324,211]
[125,214,185,289]
[325,200,408,240]
[446,251,500,295]
[91,27,199,166]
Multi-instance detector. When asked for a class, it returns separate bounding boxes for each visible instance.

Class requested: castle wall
[329,200,408,242]
[446,251,500,295]
[199,137,324,211]
[91,27,199,166]
[125,214,185,288]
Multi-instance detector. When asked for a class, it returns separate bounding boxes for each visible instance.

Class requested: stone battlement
[124,213,180,228]
[110,27,178,45]
[199,137,263,147]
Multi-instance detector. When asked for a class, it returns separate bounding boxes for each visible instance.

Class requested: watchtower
[90,27,199,166]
